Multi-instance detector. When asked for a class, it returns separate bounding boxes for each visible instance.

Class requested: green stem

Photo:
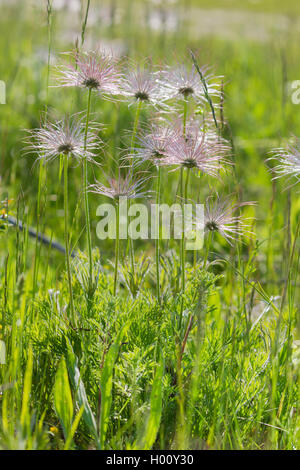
[46,0,52,114]
[156,166,161,304]
[203,230,213,269]
[193,247,197,271]
[32,0,53,295]
[83,88,93,295]
[81,0,91,46]
[130,99,142,160]
[179,167,190,327]
[179,167,184,284]
[32,161,43,296]
[113,200,120,296]
[33,0,52,296]
[182,168,190,288]
[178,99,189,325]
[128,100,142,281]
[64,153,75,324]
[183,99,188,137]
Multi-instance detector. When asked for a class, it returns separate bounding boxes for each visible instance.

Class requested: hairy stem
[179,167,190,327]
[128,100,142,282]
[156,165,161,304]
[83,88,93,296]
[32,161,43,296]
[32,2,53,297]
[183,99,188,137]
[203,230,213,269]
[64,153,75,324]
[130,99,142,160]
[113,200,120,296]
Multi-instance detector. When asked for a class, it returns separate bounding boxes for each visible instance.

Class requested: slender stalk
[36,0,53,296]
[180,98,188,293]
[203,230,213,269]
[113,200,120,296]
[83,88,93,295]
[179,167,190,327]
[32,2,53,297]
[46,0,52,113]
[81,0,91,46]
[183,99,188,137]
[128,100,142,281]
[193,246,197,271]
[32,161,43,296]
[182,168,190,285]
[193,189,201,272]
[130,100,142,160]
[63,153,75,324]
[178,98,190,324]
[156,166,161,304]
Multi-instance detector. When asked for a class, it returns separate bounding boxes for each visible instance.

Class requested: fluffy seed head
[134,123,180,167]
[56,50,122,98]
[25,114,101,164]
[202,196,255,245]
[120,63,169,106]
[164,124,231,176]
[89,170,151,201]
[159,63,221,104]
[269,139,300,188]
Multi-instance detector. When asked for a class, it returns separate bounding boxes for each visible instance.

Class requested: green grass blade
[66,344,99,445]
[137,356,164,450]
[99,324,128,449]
[190,50,219,129]
[53,357,74,440]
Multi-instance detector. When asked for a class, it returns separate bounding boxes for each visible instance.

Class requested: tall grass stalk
[46,0,53,109]
[32,1,53,297]
[81,0,91,46]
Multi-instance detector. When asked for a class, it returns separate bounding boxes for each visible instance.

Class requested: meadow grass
[0,0,299,450]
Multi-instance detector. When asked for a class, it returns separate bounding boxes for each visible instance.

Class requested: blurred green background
[1,0,300,291]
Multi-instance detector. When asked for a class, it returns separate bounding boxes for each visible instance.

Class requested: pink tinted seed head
[202,196,255,245]
[134,123,180,167]
[269,139,300,188]
[56,50,122,98]
[89,170,152,201]
[25,114,101,164]
[120,62,170,106]
[159,63,221,105]
[164,125,231,176]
